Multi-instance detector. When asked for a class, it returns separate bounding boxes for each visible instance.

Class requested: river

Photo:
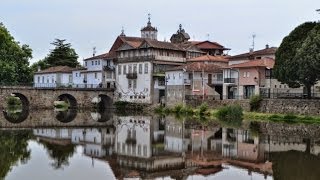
[0,108,320,180]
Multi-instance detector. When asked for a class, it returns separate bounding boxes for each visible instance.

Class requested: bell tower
[141,13,158,40]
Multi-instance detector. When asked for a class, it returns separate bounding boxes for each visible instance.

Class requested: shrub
[199,103,208,115]
[216,105,243,121]
[173,104,184,114]
[180,105,194,115]
[154,106,164,114]
[250,95,263,111]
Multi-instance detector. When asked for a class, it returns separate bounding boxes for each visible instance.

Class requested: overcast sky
[1,0,320,64]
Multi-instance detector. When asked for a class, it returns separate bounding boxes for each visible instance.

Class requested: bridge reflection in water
[2,112,320,180]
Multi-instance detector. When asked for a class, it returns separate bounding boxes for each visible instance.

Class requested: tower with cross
[141,13,158,40]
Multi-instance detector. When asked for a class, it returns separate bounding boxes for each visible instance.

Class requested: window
[75,73,78,77]
[247,72,250,77]
[95,73,97,79]
[128,65,132,74]
[85,62,87,66]
[92,61,94,65]
[42,76,44,83]
[95,60,98,65]
[52,76,54,83]
[138,145,141,156]
[118,65,122,75]
[133,80,137,89]
[106,71,112,79]
[37,76,40,83]
[107,60,110,66]
[128,80,132,88]
[143,145,147,156]
[139,64,142,74]
[133,64,137,73]
[144,63,148,74]
[123,65,127,74]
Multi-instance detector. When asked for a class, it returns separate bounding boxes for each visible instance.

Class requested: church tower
[141,14,158,40]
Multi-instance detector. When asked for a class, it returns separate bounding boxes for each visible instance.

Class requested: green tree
[274,22,319,98]
[43,39,79,68]
[0,130,32,179]
[0,23,33,85]
[294,24,320,98]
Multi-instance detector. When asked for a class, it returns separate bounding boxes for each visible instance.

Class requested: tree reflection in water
[3,106,29,124]
[0,130,32,178]
[271,150,320,180]
[38,139,77,169]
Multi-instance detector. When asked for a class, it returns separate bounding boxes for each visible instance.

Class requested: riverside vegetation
[155,95,320,124]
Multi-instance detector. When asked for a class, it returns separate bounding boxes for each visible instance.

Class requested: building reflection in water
[31,115,320,179]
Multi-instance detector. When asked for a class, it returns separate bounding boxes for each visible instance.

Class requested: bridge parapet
[0,86,114,109]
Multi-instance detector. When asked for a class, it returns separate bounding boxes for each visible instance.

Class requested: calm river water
[0,108,320,180]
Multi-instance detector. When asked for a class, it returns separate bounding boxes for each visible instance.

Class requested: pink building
[229,58,274,99]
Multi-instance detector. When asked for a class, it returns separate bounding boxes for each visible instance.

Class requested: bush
[180,105,194,115]
[199,103,208,115]
[216,105,243,121]
[250,95,263,111]
[173,104,184,114]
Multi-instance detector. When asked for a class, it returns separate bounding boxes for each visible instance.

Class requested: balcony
[184,79,191,85]
[103,65,115,71]
[224,78,236,84]
[126,73,137,79]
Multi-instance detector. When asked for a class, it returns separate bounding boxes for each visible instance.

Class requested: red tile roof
[230,47,277,60]
[229,58,275,68]
[188,55,229,63]
[34,66,75,74]
[167,62,224,73]
[84,53,112,61]
[190,40,230,50]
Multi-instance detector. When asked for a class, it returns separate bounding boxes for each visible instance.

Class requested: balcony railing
[224,78,236,83]
[103,65,115,71]
[184,79,191,85]
[126,73,137,79]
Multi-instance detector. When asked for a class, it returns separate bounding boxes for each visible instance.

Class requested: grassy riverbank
[155,103,320,124]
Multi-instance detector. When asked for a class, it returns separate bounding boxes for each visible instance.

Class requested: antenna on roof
[252,34,256,51]
[93,47,96,57]
[206,33,210,41]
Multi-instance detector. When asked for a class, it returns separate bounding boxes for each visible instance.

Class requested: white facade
[115,116,152,158]
[34,72,72,88]
[83,57,116,88]
[116,62,153,103]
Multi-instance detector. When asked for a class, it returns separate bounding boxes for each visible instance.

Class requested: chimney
[37,66,41,72]
[265,44,269,49]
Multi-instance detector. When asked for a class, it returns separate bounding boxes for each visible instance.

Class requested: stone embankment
[259,99,320,116]
[184,98,320,116]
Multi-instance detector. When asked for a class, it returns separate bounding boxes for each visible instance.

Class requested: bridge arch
[55,109,78,123]
[57,94,78,108]
[96,94,113,110]
[3,107,30,124]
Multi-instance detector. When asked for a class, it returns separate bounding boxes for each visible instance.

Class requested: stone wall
[184,97,320,116]
[0,87,114,109]
[185,96,250,111]
[259,99,320,116]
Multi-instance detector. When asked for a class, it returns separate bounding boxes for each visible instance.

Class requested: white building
[34,66,74,88]
[81,53,116,88]
[114,20,186,104]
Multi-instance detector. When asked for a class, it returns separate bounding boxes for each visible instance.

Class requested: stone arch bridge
[0,87,114,109]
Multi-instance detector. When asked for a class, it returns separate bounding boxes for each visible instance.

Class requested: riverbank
[154,103,320,124]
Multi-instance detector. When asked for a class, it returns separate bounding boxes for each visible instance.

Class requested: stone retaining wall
[185,97,250,111]
[259,99,320,116]
[184,97,320,116]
